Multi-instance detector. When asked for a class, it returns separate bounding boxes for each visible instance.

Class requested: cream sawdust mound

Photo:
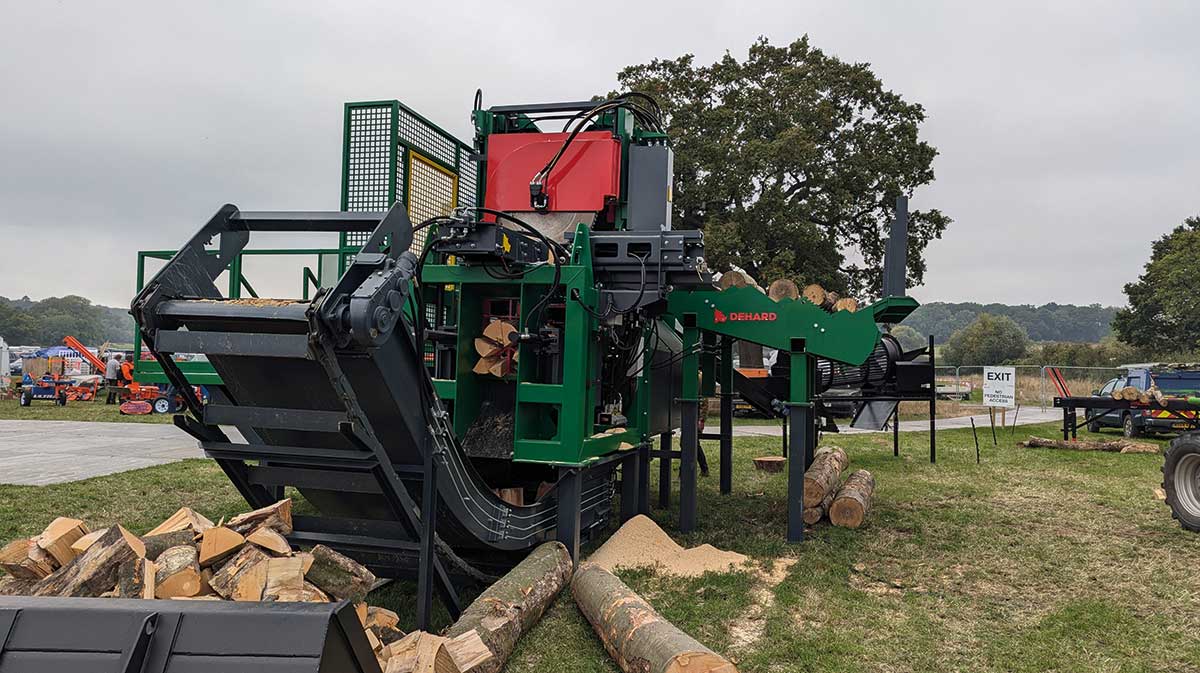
[587,515,748,577]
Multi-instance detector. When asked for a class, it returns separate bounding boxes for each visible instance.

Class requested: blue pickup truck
[1089,367,1200,437]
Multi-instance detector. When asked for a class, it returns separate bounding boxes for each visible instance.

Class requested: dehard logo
[713,308,776,323]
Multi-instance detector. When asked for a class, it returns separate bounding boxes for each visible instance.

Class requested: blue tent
[24,345,84,358]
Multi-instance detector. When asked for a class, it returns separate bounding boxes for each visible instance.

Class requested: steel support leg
[787,403,810,542]
[620,451,640,523]
[719,337,733,495]
[415,447,438,631]
[556,467,582,563]
[637,441,650,515]
[680,399,699,533]
[893,407,900,457]
[928,334,937,464]
[658,431,672,509]
[781,415,788,457]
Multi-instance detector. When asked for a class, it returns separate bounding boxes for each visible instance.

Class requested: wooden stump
[829,469,875,529]
[443,541,571,673]
[572,563,738,673]
[802,447,849,507]
[752,456,786,472]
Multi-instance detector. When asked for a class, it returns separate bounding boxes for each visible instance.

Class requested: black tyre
[1163,433,1200,532]
[1087,416,1101,433]
[57,392,67,406]
[1123,413,1142,438]
[19,390,31,407]
[152,396,173,414]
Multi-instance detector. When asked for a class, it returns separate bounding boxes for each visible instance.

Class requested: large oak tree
[617,36,950,297]
[1113,216,1200,352]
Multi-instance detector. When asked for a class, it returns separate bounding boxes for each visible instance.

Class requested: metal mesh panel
[408,152,457,251]
[398,107,457,167]
[344,105,393,248]
[457,147,478,208]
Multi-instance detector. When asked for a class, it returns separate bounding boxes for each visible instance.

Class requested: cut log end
[829,469,875,529]
[752,456,786,473]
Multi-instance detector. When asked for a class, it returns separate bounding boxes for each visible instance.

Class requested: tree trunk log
[829,469,875,529]
[802,447,849,507]
[1020,436,1159,454]
[767,279,799,302]
[443,541,572,673]
[803,485,838,525]
[801,284,826,307]
[833,297,859,313]
[572,563,738,673]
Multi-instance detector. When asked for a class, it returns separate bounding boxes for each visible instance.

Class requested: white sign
[982,366,1016,408]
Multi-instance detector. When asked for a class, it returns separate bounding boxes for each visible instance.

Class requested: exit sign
[982,366,1016,408]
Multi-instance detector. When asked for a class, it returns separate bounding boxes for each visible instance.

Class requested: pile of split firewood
[0,499,495,672]
[754,447,876,528]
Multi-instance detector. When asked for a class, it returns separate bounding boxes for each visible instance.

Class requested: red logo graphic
[713,308,776,323]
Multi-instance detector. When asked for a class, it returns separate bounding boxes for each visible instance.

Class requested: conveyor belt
[130,205,615,602]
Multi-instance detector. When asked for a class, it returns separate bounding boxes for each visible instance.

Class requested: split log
[802,447,849,507]
[572,562,738,673]
[1020,436,1160,454]
[32,526,140,597]
[829,469,876,529]
[146,507,214,536]
[443,632,492,673]
[142,529,197,562]
[71,528,110,556]
[0,538,56,579]
[246,526,292,556]
[36,517,90,567]
[198,526,245,567]
[305,544,376,603]
[117,557,156,599]
[368,606,401,631]
[383,631,459,673]
[833,297,859,313]
[155,545,203,598]
[767,279,799,301]
[443,541,572,673]
[262,556,306,599]
[752,456,786,473]
[227,498,293,536]
[209,544,270,601]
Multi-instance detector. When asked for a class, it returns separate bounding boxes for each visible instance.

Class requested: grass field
[0,398,172,423]
[1,422,1197,672]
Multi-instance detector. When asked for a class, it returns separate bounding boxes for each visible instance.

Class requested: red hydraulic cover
[484,131,620,213]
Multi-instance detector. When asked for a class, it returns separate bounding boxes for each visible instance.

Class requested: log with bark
[383,631,460,673]
[117,557,156,599]
[802,447,849,507]
[1020,436,1160,454]
[443,541,572,673]
[145,507,214,536]
[803,486,838,526]
[142,529,196,562]
[209,544,270,601]
[32,526,142,597]
[572,562,738,673]
[305,544,377,603]
[829,469,876,529]
[801,283,827,308]
[833,297,859,313]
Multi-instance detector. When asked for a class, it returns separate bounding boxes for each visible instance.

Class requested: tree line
[0,296,133,347]
[903,302,1117,344]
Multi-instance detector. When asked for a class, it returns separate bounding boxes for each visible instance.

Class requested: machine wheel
[1087,416,1101,433]
[19,390,32,407]
[1163,433,1200,532]
[1122,413,1142,438]
[152,396,173,414]
[57,392,68,407]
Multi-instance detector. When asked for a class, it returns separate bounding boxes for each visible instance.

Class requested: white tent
[0,336,9,382]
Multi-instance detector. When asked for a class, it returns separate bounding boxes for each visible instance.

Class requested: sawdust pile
[587,515,748,577]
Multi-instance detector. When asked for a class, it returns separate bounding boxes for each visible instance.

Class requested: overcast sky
[1,1,1196,308]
